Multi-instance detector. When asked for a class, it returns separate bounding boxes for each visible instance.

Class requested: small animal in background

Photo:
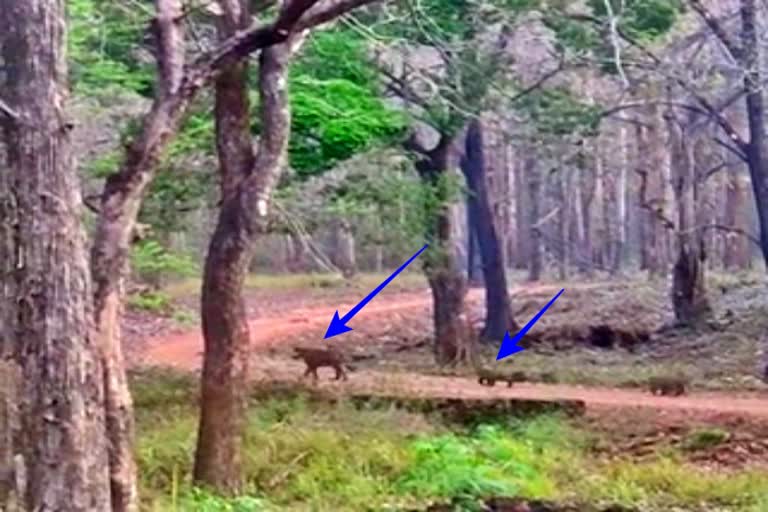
[647,375,688,396]
[292,346,354,381]
[476,367,527,387]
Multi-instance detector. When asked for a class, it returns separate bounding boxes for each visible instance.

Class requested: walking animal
[647,375,688,396]
[476,367,527,387]
[292,346,355,381]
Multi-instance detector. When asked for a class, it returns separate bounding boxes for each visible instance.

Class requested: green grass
[163,271,426,300]
[133,370,768,511]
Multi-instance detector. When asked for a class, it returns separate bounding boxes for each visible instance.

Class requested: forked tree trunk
[0,0,111,508]
[460,120,517,340]
[194,17,306,489]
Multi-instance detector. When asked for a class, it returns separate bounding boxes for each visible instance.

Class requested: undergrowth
[133,370,768,511]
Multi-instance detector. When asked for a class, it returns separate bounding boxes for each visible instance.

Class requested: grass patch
[134,370,768,512]
[681,427,731,452]
[163,271,426,300]
[128,290,173,314]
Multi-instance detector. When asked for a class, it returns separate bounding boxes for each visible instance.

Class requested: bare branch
[713,136,748,162]
[507,55,565,104]
[618,33,749,152]
[602,0,629,88]
[687,0,742,61]
[685,223,761,247]
[635,168,676,230]
[0,97,20,121]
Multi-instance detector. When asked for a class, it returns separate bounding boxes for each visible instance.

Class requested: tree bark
[526,156,542,281]
[407,133,468,365]
[460,119,517,341]
[688,0,768,269]
[514,151,529,270]
[194,2,306,486]
[331,218,357,278]
[84,0,374,504]
[466,208,483,285]
[0,0,111,508]
[739,0,768,269]
[666,109,711,326]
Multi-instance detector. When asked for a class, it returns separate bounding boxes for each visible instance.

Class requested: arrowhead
[324,310,353,339]
[496,330,527,360]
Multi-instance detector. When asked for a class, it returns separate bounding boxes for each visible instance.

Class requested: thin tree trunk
[613,125,628,272]
[515,151,529,270]
[461,119,517,341]
[466,207,482,285]
[526,156,542,281]
[331,218,357,278]
[0,0,111,508]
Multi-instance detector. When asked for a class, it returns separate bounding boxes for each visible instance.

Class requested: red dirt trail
[139,283,768,421]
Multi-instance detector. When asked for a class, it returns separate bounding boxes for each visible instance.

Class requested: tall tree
[0,0,111,508]
[378,1,525,362]
[82,0,382,505]
[194,0,389,491]
[460,119,517,339]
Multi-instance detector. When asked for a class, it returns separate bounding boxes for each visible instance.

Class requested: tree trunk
[331,218,357,278]
[723,173,750,269]
[409,133,468,365]
[514,152,529,270]
[460,119,517,341]
[466,207,483,285]
[613,125,629,272]
[526,157,542,282]
[0,0,111,508]
[194,20,306,489]
[666,110,711,326]
[556,168,568,281]
[739,0,768,269]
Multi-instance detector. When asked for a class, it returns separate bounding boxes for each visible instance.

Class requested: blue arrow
[497,288,565,360]
[324,244,429,340]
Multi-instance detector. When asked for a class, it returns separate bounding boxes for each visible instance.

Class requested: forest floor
[130,272,768,510]
[130,271,768,429]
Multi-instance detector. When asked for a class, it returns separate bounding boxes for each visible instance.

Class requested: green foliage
[517,88,602,137]
[288,76,406,178]
[283,29,406,178]
[127,290,172,314]
[130,240,198,285]
[587,0,682,41]
[291,29,379,85]
[133,373,768,511]
[681,428,730,452]
[69,0,154,95]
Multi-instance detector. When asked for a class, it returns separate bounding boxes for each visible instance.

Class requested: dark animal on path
[647,376,688,396]
[477,368,528,388]
[292,346,353,381]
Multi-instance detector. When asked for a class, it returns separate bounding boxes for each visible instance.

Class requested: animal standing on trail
[476,367,527,387]
[647,375,688,396]
[292,346,355,381]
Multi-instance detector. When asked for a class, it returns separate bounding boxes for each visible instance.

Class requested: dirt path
[139,282,768,421]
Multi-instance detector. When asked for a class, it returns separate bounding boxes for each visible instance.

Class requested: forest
[3,0,768,510]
